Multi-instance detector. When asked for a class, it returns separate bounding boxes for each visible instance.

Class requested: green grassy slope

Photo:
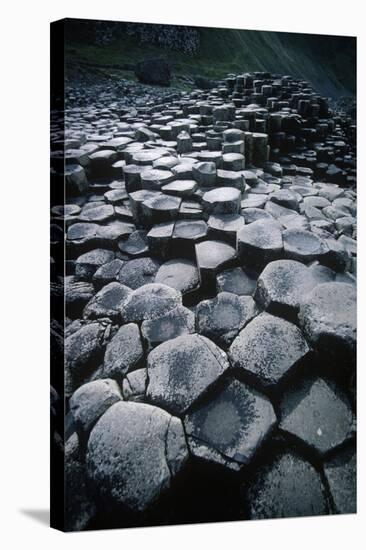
[65,21,356,98]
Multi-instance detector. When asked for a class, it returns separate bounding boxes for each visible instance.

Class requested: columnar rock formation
[51,71,356,530]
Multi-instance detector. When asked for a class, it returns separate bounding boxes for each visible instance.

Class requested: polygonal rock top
[87,401,188,512]
[146,334,230,415]
[279,376,354,455]
[184,378,276,471]
[229,312,310,388]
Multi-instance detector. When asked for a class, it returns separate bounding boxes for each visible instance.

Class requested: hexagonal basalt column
[87,402,188,513]
[279,376,354,456]
[229,312,310,390]
[207,213,245,246]
[237,219,283,270]
[202,187,242,217]
[172,219,208,259]
[283,229,329,263]
[184,378,276,471]
[146,334,229,415]
[298,282,356,365]
[195,240,237,292]
[141,194,182,227]
[196,292,259,348]
[245,450,328,519]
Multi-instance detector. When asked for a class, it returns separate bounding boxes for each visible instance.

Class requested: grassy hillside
[64,20,356,98]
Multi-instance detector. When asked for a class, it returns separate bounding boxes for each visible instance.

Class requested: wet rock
[162,179,198,197]
[103,323,144,379]
[173,219,208,258]
[83,282,131,321]
[229,313,310,389]
[87,402,188,512]
[121,283,182,323]
[279,376,354,455]
[184,378,276,471]
[69,379,122,436]
[147,334,229,415]
[196,292,259,348]
[246,450,328,518]
[323,444,356,514]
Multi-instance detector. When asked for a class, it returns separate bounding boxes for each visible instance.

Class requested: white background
[0,0,364,548]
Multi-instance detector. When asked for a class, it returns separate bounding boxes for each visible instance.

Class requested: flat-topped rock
[195,239,237,290]
[298,282,356,361]
[117,257,160,289]
[196,292,259,348]
[246,450,328,519]
[229,312,310,389]
[184,378,276,471]
[87,401,188,512]
[83,281,131,321]
[202,187,241,216]
[103,323,144,379]
[155,258,200,294]
[237,218,283,269]
[141,305,195,350]
[120,283,182,323]
[216,267,257,296]
[147,334,229,415]
[279,376,354,455]
[283,228,328,263]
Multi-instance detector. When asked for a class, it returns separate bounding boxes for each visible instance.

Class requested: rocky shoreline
[51,71,356,530]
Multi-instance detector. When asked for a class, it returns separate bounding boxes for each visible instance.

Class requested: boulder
[87,402,188,512]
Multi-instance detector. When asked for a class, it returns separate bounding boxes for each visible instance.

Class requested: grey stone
[216,267,257,296]
[87,402,188,512]
[118,230,148,257]
[122,369,148,402]
[184,378,276,471]
[196,292,259,348]
[298,282,356,359]
[155,258,200,294]
[246,450,328,519]
[121,283,182,323]
[147,334,229,415]
[283,229,328,263]
[324,445,356,514]
[92,259,124,289]
[237,219,283,269]
[83,282,131,321]
[103,323,144,379]
[279,376,354,455]
[75,249,115,280]
[202,187,241,216]
[141,305,195,350]
[117,257,160,289]
[69,379,122,436]
[229,313,310,389]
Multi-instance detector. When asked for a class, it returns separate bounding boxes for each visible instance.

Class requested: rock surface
[87,401,188,512]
